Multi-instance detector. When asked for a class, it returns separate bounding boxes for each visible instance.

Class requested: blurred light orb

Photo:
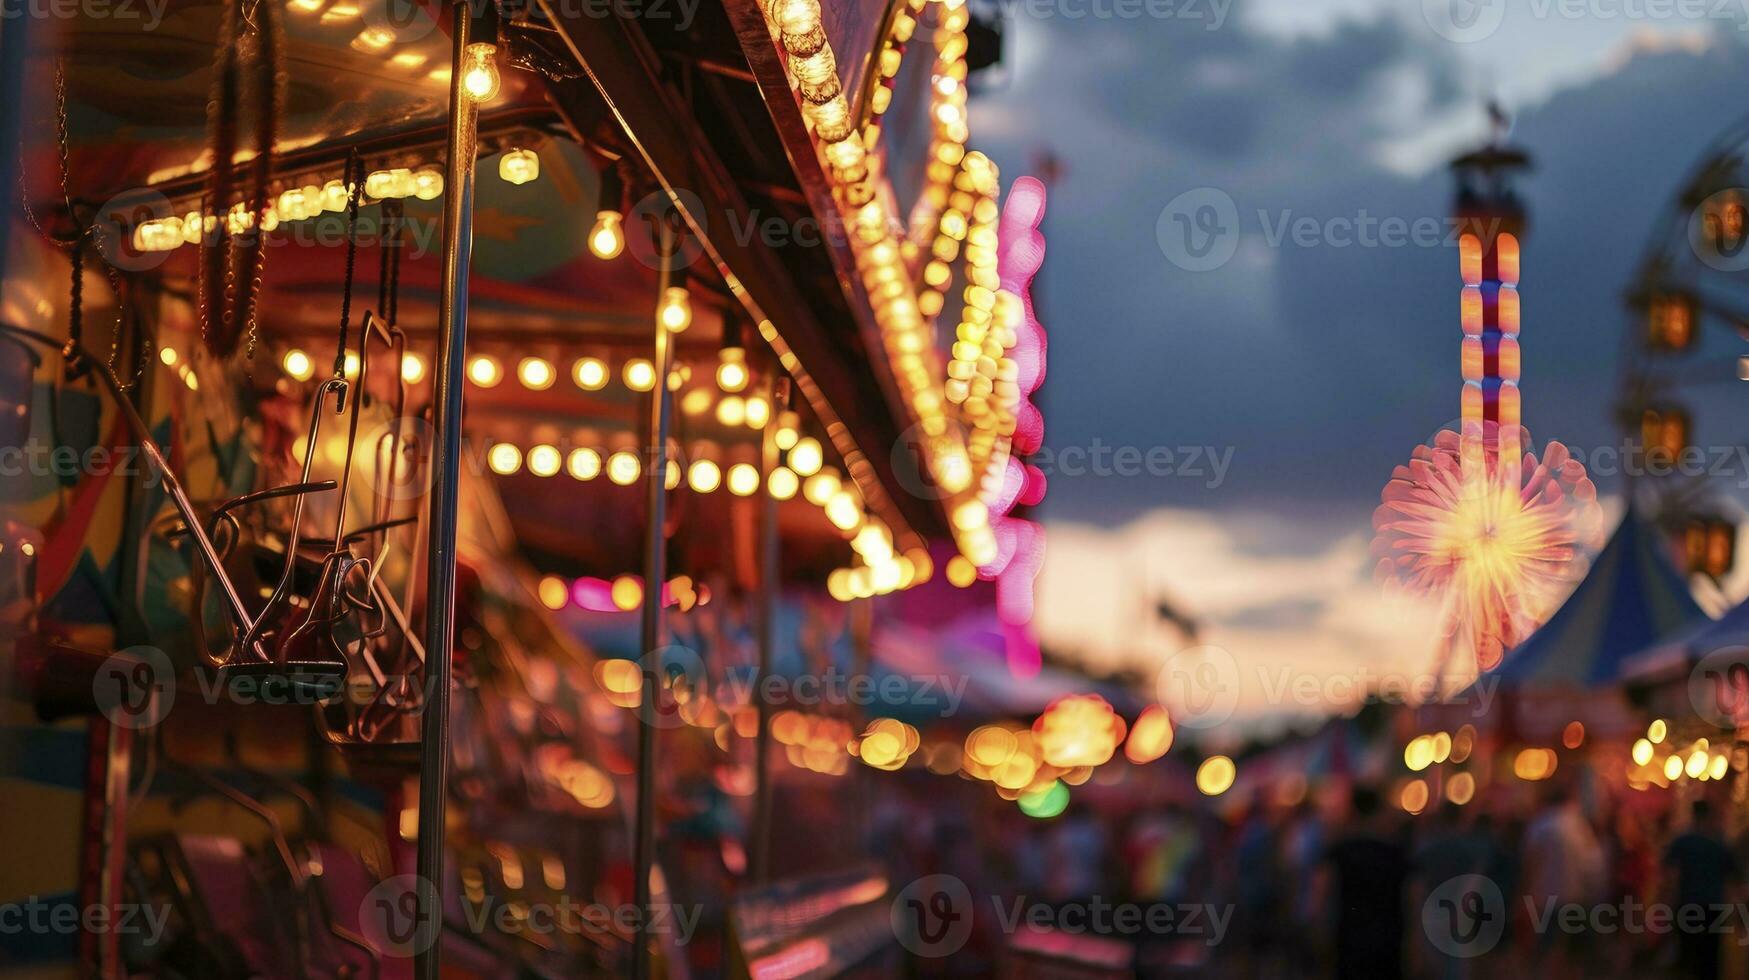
[1196,755,1236,796]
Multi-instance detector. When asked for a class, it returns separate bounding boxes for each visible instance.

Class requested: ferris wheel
[1617,115,1749,599]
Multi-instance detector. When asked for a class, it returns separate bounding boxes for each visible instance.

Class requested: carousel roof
[1486,507,1705,689]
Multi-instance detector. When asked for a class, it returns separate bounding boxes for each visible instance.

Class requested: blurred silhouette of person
[1317,785,1411,980]
[1663,798,1740,980]
[1521,776,1603,977]
[1233,794,1285,972]
[1282,798,1328,976]
[1413,804,1491,979]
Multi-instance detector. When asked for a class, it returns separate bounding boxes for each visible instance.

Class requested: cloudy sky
[964,1,1749,723]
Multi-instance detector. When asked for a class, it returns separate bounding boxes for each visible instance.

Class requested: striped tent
[1490,506,1705,688]
[1623,592,1749,687]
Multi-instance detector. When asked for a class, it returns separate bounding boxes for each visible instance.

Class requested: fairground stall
[0,0,1053,976]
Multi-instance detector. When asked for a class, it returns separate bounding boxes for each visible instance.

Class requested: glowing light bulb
[568,448,601,481]
[727,463,759,496]
[589,211,625,259]
[498,148,540,186]
[573,357,608,390]
[775,411,800,450]
[716,396,746,427]
[538,576,569,610]
[412,166,444,201]
[518,357,555,390]
[788,437,823,476]
[467,355,502,387]
[460,42,500,102]
[400,353,427,384]
[769,467,799,500]
[488,443,522,475]
[802,469,839,506]
[623,359,655,392]
[282,349,314,381]
[744,396,771,429]
[607,451,641,485]
[658,286,692,333]
[611,575,643,611]
[824,490,861,531]
[688,459,722,493]
[776,0,821,37]
[716,348,748,392]
[527,445,561,477]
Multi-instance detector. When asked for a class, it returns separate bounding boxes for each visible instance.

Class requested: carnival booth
[0,0,1052,975]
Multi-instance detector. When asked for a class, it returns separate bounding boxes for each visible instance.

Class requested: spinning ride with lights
[1374,129,1602,679]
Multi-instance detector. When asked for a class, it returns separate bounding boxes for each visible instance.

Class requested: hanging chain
[334,151,364,379]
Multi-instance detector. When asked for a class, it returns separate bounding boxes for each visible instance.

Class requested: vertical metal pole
[632,234,676,980]
[849,597,874,852]
[415,7,479,980]
[749,377,780,884]
[0,0,27,291]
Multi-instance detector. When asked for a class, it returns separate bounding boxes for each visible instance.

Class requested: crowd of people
[873,771,1749,978]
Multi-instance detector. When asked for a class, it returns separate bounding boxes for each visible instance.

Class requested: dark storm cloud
[972,10,1749,524]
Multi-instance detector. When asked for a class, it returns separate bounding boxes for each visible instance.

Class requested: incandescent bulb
[589,211,625,259]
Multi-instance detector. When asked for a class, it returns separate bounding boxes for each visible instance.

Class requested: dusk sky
[966,4,1749,722]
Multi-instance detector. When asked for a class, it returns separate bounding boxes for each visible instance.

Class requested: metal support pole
[750,377,780,884]
[414,7,480,979]
[632,234,677,980]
